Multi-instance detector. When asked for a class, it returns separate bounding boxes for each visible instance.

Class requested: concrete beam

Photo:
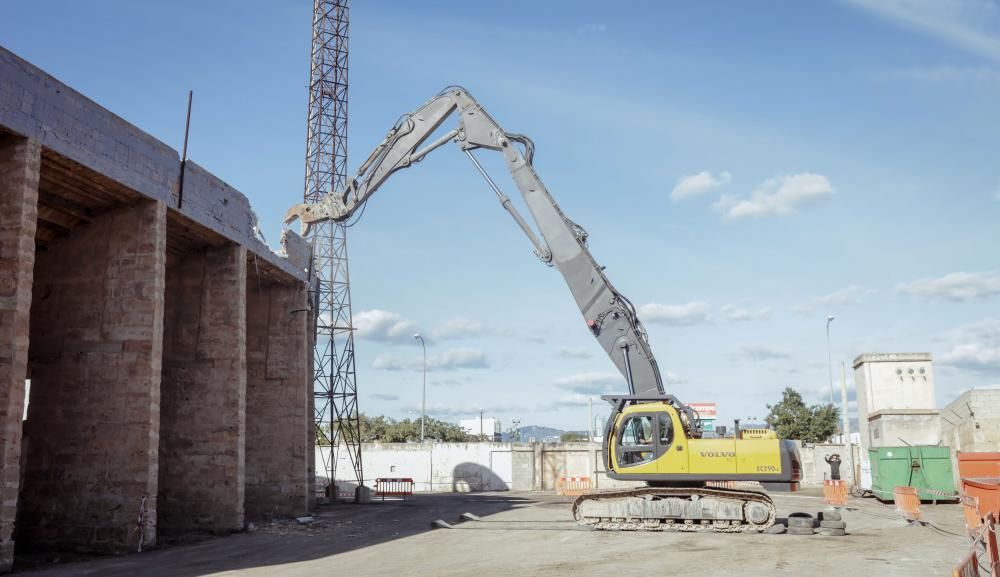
[0,136,40,572]
[159,244,247,534]
[0,46,307,283]
[21,200,166,554]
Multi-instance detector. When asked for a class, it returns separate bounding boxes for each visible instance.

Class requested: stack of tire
[817,511,846,536]
[785,511,847,536]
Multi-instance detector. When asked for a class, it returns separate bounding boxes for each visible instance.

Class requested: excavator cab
[603,395,801,490]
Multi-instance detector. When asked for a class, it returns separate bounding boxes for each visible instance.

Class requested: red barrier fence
[556,477,592,496]
[953,512,999,576]
[893,486,921,521]
[375,478,415,501]
[823,480,848,506]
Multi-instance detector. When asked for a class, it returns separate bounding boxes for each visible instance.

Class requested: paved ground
[17,490,970,576]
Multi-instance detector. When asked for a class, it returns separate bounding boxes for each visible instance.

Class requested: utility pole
[480,408,484,442]
[826,315,835,405]
[414,333,426,442]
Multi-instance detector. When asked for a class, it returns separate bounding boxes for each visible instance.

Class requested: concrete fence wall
[320,441,843,495]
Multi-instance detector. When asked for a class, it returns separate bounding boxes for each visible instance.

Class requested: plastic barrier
[823,480,848,506]
[893,486,922,521]
[961,477,1000,521]
[951,550,978,577]
[953,513,999,576]
[375,478,415,501]
[961,495,983,534]
[556,476,592,496]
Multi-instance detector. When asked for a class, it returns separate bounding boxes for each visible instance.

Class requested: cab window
[658,413,673,447]
[618,415,654,466]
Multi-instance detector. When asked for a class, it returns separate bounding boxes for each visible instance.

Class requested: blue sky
[3,0,999,431]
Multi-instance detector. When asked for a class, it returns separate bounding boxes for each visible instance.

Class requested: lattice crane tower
[303,0,363,498]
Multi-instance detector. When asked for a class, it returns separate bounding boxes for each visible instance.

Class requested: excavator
[286,86,801,533]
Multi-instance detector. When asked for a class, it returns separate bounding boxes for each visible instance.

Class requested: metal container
[869,446,957,501]
[957,452,1000,479]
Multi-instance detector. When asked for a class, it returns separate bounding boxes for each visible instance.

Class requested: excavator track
[572,485,776,533]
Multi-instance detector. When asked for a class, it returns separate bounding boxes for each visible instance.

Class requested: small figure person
[825,453,842,481]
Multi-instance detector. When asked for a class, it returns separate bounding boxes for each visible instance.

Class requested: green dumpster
[869,446,957,501]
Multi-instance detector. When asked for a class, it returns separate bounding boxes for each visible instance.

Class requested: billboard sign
[687,402,717,419]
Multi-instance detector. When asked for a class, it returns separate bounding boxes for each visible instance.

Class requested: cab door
[654,411,688,474]
[614,413,659,476]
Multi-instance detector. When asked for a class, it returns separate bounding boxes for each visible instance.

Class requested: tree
[321,413,470,443]
[765,387,839,443]
[560,432,588,443]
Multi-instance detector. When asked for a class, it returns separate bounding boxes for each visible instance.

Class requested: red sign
[687,402,717,419]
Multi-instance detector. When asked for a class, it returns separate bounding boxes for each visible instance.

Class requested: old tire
[765,524,787,534]
[819,511,842,522]
[820,520,847,529]
[788,527,815,535]
[818,527,846,536]
[787,516,814,529]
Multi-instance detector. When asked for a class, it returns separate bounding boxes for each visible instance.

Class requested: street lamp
[414,333,426,442]
[826,315,835,405]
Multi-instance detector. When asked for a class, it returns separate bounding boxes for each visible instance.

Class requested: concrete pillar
[245,282,311,518]
[0,137,40,572]
[158,245,246,534]
[20,199,166,554]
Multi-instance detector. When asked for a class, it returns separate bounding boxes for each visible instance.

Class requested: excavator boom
[286,86,802,533]
[287,86,682,410]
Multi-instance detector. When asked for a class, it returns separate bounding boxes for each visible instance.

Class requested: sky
[3,0,999,432]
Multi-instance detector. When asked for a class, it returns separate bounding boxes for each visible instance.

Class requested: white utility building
[853,352,939,450]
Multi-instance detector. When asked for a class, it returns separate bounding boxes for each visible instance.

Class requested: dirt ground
[17,490,971,576]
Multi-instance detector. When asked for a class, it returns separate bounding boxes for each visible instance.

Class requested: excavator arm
[286,86,679,406]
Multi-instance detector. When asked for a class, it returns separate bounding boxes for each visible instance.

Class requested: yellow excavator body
[572,396,801,532]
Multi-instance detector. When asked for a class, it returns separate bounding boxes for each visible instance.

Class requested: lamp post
[414,333,426,442]
[826,315,835,405]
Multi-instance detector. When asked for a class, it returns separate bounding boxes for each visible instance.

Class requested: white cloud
[370,393,400,401]
[555,372,624,395]
[939,319,1000,373]
[407,402,526,417]
[713,173,834,220]
[355,309,421,344]
[556,346,594,359]
[847,0,1000,64]
[431,348,491,370]
[554,370,682,394]
[897,271,1000,302]
[719,304,772,321]
[792,286,871,315]
[639,301,712,326]
[941,343,1000,372]
[741,344,792,362]
[431,317,483,340]
[372,348,491,371]
[670,170,732,202]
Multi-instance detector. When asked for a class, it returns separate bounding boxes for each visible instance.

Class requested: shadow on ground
[16,491,535,576]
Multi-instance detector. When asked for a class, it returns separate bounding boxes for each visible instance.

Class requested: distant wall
[320,442,640,495]
[319,441,856,494]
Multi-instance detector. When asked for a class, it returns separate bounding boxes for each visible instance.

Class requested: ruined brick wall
[0,137,39,570]
[245,283,311,518]
[159,245,246,534]
[20,200,165,553]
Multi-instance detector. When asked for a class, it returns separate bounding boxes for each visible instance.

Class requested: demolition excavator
[286,87,801,533]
